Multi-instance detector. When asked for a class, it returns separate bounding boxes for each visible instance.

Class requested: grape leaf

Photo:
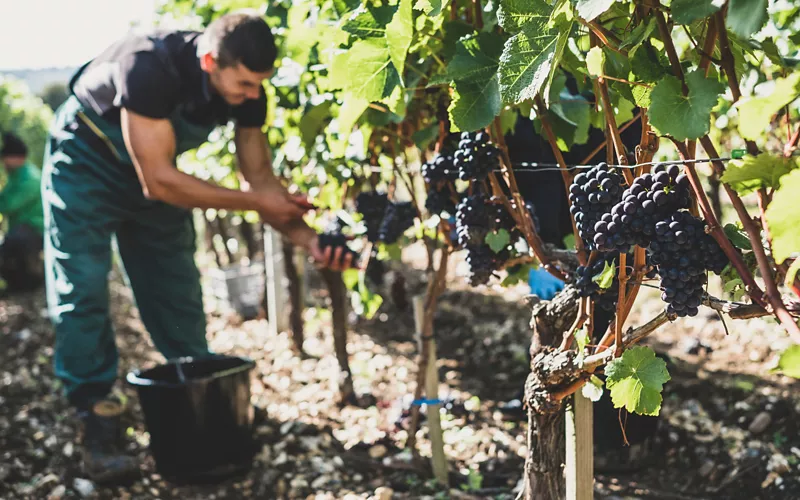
[632,85,652,108]
[499,25,559,105]
[497,0,550,34]
[586,46,605,77]
[592,260,615,289]
[414,0,442,16]
[766,169,800,264]
[605,346,671,416]
[448,76,502,131]
[723,223,752,251]
[737,74,800,141]
[582,374,604,402]
[726,0,768,39]
[342,5,395,37]
[486,229,511,253]
[299,101,333,149]
[720,154,797,195]
[387,0,413,84]
[630,42,670,83]
[647,70,723,141]
[443,32,504,84]
[671,0,723,25]
[342,39,393,101]
[773,345,800,379]
[574,0,616,22]
[619,18,656,53]
[412,124,439,150]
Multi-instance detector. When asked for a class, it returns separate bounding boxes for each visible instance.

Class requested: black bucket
[126,354,258,483]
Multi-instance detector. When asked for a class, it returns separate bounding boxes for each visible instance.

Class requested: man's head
[0,133,28,170]
[198,10,277,106]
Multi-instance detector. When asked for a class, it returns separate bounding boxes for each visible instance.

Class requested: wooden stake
[565,393,594,500]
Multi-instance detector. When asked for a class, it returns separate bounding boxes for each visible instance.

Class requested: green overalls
[43,67,219,406]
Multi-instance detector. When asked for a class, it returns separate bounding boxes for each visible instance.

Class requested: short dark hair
[201,10,277,72]
[0,133,27,158]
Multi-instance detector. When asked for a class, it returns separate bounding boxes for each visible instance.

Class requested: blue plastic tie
[411,398,443,406]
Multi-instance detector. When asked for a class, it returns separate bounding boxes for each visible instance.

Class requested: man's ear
[199,52,216,72]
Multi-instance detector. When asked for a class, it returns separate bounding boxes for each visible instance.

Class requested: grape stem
[615,253,628,357]
[784,124,800,157]
[578,19,626,56]
[559,296,589,351]
[533,95,589,266]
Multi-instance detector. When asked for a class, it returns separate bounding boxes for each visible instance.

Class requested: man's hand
[278,220,361,272]
[255,189,312,228]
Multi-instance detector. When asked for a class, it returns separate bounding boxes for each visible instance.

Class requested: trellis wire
[508,156,734,173]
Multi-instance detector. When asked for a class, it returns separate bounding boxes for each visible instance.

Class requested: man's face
[0,155,25,170]
[202,54,273,106]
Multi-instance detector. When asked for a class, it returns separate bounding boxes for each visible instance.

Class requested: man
[43,11,354,483]
[0,133,45,293]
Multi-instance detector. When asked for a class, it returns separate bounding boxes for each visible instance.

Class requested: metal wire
[507,157,734,173]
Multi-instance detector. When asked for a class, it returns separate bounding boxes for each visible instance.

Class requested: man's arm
[233,126,281,192]
[121,108,306,228]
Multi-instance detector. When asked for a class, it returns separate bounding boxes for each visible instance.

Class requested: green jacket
[0,162,44,233]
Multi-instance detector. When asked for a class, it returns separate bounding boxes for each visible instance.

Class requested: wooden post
[263,225,288,336]
[565,392,594,500]
[412,295,448,486]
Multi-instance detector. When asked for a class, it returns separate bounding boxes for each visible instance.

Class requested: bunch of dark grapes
[422,154,459,183]
[574,255,619,312]
[453,131,500,181]
[569,163,626,251]
[425,184,457,216]
[355,191,389,242]
[378,201,417,244]
[318,232,361,267]
[465,244,509,287]
[455,193,491,247]
[647,212,728,317]
[594,164,692,252]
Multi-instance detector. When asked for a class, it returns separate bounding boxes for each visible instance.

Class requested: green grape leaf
[766,169,800,264]
[574,326,590,352]
[412,123,439,150]
[737,74,800,141]
[723,223,752,251]
[328,38,393,102]
[387,0,414,84]
[486,229,511,253]
[619,18,656,53]
[501,263,534,286]
[726,0,768,39]
[414,0,443,16]
[582,374,604,402]
[497,0,550,34]
[605,346,671,416]
[448,77,502,131]
[498,25,560,105]
[343,268,360,289]
[444,32,504,84]
[586,46,605,77]
[630,42,670,83]
[773,345,800,379]
[574,0,616,22]
[299,101,333,149]
[549,0,574,28]
[593,260,616,289]
[720,154,797,195]
[671,0,723,25]
[440,20,474,61]
[342,5,394,37]
[647,70,723,141]
[632,85,652,108]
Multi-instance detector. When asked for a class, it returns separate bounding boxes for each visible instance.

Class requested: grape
[568,163,626,251]
[378,201,417,244]
[455,194,491,247]
[426,184,456,216]
[318,232,361,267]
[595,164,692,252]
[647,211,729,318]
[574,254,620,312]
[422,153,459,183]
[365,254,385,286]
[453,131,501,182]
[355,191,389,243]
[465,244,508,287]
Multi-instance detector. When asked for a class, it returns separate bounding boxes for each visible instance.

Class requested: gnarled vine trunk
[524,286,580,500]
[282,240,305,355]
[320,268,355,403]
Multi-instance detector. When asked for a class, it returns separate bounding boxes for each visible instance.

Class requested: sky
[0,0,164,70]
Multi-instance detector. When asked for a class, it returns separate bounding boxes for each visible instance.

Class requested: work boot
[78,398,140,484]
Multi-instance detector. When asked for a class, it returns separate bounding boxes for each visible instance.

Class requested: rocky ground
[1,253,799,499]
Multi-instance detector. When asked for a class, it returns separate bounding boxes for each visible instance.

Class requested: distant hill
[0,66,78,94]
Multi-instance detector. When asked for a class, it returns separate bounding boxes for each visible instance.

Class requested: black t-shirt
[72,29,266,129]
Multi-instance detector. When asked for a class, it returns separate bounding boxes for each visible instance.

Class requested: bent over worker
[0,133,45,293]
[42,11,355,483]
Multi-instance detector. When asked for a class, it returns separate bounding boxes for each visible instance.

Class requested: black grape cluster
[569,163,626,251]
[647,212,728,317]
[378,201,417,244]
[318,232,361,267]
[422,154,459,183]
[425,184,457,216]
[454,193,517,286]
[455,194,492,247]
[355,191,389,243]
[465,244,509,287]
[574,255,619,312]
[453,131,500,181]
[593,164,692,252]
